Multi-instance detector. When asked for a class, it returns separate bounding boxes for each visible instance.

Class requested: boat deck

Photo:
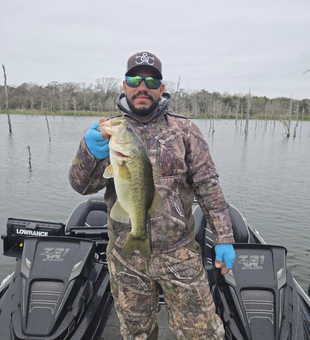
[101,303,175,339]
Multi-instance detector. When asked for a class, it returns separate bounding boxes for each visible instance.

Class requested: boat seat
[228,203,250,244]
[66,194,108,234]
[194,203,250,260]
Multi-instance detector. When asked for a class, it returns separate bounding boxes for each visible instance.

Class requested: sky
[1,0,310,99]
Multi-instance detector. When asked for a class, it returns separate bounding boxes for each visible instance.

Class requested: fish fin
[152,163,161,183]
[148,189,164,217]
[118,164,131,180]
[103,164,114,178]
[123,234,151,260]
[110,201,130,223]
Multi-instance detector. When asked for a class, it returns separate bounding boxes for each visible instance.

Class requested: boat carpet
[101,303,175,339]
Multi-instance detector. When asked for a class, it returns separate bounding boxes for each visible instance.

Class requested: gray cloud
[2,0,310,98]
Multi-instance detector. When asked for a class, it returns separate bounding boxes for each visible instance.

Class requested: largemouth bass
[98,117,163,260]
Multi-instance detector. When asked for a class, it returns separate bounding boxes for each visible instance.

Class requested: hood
[116,92,171,122]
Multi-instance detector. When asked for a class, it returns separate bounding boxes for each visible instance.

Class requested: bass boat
[0,194,309,339]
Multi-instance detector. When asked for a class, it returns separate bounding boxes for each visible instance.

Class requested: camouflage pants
[107,246,224,340]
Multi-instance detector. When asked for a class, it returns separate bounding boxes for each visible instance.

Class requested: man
[69,51,235,340]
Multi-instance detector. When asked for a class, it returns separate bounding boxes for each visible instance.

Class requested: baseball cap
[125,51,163,79]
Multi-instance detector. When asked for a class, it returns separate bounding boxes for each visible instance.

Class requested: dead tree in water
[244,88,251,136]
[45,114,51,142]
[2,64,12,134]
[279,94,293,137]
[27,145,32,168]
[234,94,240,125]
[293,100,299,138]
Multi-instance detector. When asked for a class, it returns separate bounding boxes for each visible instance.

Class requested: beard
[126,91,160,117]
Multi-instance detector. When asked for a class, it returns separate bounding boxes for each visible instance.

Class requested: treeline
[0,77,309,120]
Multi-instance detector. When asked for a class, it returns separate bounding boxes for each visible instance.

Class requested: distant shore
[1,110,309,121]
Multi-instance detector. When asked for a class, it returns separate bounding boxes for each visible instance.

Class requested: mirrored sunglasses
[125,76,161,89]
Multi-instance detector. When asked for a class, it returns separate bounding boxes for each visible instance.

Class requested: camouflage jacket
[69,93,234,255]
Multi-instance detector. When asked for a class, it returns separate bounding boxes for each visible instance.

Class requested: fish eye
[126,126,132,131]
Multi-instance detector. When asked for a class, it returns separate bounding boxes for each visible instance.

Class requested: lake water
[0,114,309,293]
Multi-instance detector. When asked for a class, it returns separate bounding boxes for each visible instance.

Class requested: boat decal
[41,248,70,262]
[16,228,48,237]
[238,255,265,270]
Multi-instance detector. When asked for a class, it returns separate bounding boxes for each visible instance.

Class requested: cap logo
[135,52,155,66]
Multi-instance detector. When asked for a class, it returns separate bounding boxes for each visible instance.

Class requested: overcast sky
[2,0,310,99]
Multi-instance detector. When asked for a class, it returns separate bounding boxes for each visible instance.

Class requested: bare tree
[170,76,188,114]
[163,80,176,94]
[45,114,51,142]
[27,145,32,168]
[96,77,120,93]
[234,94,241,125]
[244,88,251,135]
[2,64,12,133]
[104,96,116,116]
[293,100,299,138]
[45,81,58,117]
[61,82,77,115]
[27,82,42,115]
[79,82,95,115]
[72,96,78,118]
[95,77,120,115]
[279,94,293,137]
[86,83,95,115]
[189,90,199,118]
[210,92,216,133]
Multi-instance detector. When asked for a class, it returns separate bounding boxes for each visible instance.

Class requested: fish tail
[123,234,151,260]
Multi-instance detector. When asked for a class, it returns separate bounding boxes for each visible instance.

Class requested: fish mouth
[99,117,126,134]
[109,117,126,126]
[114,151,130,158]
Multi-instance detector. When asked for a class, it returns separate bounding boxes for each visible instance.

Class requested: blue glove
[85,122,109,159]
[215,244,235,269]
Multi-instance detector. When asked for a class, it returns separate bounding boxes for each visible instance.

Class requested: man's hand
[214,244,235,275]
[85,118,110,159]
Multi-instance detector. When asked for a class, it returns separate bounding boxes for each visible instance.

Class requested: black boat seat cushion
[84,210,107,227]
[66,195,108,233]
[228,204,250,244]
[194,203,249,258]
